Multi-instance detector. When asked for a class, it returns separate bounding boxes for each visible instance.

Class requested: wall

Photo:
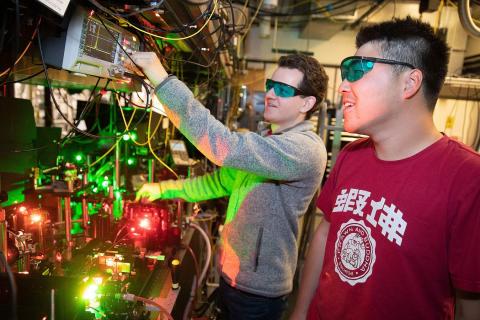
[465,36,480,57]
[434,98,480,146]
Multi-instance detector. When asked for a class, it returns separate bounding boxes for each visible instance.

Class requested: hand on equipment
[135,183,162,202]
[126,52,168,87]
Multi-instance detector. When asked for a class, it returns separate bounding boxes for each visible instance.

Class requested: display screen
[82,18,120,63]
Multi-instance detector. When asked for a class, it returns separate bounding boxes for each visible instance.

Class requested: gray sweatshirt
[155,76,327,297]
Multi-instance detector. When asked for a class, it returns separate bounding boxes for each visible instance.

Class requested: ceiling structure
[2,0,479,89]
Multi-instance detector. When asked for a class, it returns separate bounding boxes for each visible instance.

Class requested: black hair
[356,16,450,110]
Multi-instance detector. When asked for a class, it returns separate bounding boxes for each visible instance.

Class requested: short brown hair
[278,54,329,119]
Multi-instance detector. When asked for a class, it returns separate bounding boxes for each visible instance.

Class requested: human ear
[403,69,423,99]
[300,96,317,113]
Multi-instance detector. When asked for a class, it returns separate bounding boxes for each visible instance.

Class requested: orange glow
[30,213,42,223]
[165,105,230,167]
[164,108,180,128]
[18,206,27,213]
[195,135,229,166]
[219,235,240,286]
[117,78,132,84]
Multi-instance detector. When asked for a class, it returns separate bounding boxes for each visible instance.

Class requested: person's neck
[372,113,442,161]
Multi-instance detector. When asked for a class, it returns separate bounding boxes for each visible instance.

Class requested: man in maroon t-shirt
[291,17,480,320]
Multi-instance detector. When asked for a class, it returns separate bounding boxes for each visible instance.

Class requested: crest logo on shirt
[334,219,376,286]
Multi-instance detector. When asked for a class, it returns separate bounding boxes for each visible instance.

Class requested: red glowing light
[18,206,27,213]
[139,218,151,230]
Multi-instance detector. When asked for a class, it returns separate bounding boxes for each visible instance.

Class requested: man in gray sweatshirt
[132,53,328,319]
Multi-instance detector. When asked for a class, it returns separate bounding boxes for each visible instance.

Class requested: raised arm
[129,52,325,181]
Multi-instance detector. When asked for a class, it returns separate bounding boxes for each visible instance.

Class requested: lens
[341,57,375,82]
[265,79,296,98]
[265,79,274,92]
[340,58,352,81]
[275,84,295,97]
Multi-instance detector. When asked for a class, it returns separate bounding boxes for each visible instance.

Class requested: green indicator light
[146,255,165,261]
[75,154,83,162]
[122,134,130,141]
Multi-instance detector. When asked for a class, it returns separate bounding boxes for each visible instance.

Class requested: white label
[37,0,70,16]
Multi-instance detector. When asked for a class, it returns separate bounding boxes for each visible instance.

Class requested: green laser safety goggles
[340,56,416,82]
[265,79,306,98]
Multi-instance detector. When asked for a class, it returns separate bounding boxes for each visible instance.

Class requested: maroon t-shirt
[307,136,480,320]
